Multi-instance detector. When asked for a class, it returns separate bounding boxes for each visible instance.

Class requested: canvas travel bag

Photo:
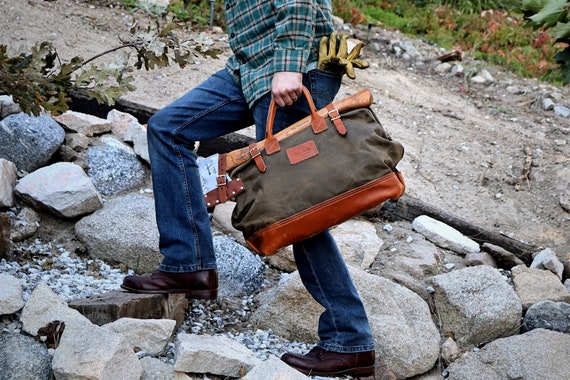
[205,87,405,255]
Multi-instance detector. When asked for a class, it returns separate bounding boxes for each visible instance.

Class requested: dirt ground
[1,0,569,259]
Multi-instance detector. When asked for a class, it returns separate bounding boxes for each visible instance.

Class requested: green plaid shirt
[224,0,335,106]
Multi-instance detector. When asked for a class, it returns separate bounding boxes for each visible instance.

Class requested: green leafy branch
[521,0,570,84]
[0,17,221,116]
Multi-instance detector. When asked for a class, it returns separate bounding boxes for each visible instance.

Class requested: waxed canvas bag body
[225,87,405,255]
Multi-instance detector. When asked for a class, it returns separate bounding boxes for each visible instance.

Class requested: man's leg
[121,70,254,298]
[281,232,378,377]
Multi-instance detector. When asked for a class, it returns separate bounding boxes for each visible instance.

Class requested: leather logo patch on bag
[286,140,319,165]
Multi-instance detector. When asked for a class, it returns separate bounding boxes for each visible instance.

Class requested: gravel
[0,240,315,368]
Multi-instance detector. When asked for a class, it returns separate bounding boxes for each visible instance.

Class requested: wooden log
[68,88,157,123]
[377,194,537,264]
[196,135,254,156]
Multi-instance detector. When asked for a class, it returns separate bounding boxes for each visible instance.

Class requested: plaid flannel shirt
[224,0,335,106]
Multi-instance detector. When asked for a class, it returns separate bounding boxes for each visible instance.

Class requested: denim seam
[168,93,245,269]
[303,245,341,346]
[171,138,203,266]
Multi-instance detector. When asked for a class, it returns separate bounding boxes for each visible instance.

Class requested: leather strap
[248,144,267,173]
[215,154,228,204]
[326,104,347,135]
[203,153,246,207]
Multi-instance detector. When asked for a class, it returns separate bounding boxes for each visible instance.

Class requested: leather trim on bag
[245,172,406,255]
[311,115,328,134]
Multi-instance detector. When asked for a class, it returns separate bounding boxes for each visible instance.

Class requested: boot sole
[294,365,375,377]
[120,285,218,299]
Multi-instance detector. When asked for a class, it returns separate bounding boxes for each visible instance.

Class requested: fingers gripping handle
[264,86,326,155]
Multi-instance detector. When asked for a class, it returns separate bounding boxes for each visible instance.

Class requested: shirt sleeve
[273,0,317,73]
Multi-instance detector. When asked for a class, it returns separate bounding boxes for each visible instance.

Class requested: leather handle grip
[264,86,324,154]
[224,88,374,171]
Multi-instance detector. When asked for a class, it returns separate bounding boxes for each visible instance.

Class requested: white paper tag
[198,154,233,196]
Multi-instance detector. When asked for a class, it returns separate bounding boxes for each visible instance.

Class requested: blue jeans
[147,68,375,353]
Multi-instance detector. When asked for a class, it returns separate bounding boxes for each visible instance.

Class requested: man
[121,0,383,377]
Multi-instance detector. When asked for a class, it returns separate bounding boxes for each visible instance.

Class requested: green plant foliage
[119,0,168,17]
[521,0,570,84]
[168,0,226,29]
[334,0,568,84]
[412,0,520,14]
[0,17,221,116]
[0,43,74,116]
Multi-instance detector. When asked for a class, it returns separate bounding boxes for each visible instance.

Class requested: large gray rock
[530,248,564,280]
[52,316,142,380]
[86,137,147,196]
[241,356,311,380]
[412,215,480,255]
[431,266,522,348]
[14,162,103,218]
[102,317,176,355]
[511,264,570,309]
[251,267,440,379]
[75,193,162,273]
[251,271,322,343]
[523,300,570,334]
[21,282,92,336]
[53,110,113,137]
[0,333,52,380]
[0,159,17,207]
[0,273,24,315]
[174,333,262,377]
[353,268,440,378]
[0,112,65,173]
[331,219,383,270]
[213,235,265,296]
[445,329,570,380]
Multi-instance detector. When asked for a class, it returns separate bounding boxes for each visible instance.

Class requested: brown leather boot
[121,269,218,299]
[281,347,379,377]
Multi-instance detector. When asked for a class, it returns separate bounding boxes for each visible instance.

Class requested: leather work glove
[318,31,369,79]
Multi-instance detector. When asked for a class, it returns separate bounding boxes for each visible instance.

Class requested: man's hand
[271,71,303,107]
[318,32,369,79]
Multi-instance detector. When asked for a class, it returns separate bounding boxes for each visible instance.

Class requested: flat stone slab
[68,290,187,327]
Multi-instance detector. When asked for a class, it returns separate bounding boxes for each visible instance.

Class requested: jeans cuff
[317,342,376,353]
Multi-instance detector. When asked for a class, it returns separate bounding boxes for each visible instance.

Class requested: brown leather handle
[224,88,374,171]
[264,86,325,154]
